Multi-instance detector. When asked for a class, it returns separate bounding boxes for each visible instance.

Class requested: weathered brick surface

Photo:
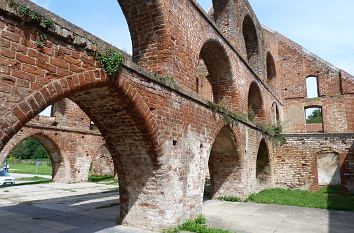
[0,0,353,231]
[0,122,104,182]
[0,1,273,229]
[263,29,354,134]
[91,143,115,176]
[274,134,354,193]
[0,98,113,182]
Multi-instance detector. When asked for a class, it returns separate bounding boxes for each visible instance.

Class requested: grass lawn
[9,163,52,175]
[88,175,117,185]
[248,187,354,211]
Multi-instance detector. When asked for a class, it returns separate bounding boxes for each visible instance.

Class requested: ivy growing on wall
[208,101,286,145]
[96,49,125,77]
[10,2,55,48]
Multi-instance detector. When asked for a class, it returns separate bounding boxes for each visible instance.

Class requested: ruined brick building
[0,0,353,230]
[0,98,115,182]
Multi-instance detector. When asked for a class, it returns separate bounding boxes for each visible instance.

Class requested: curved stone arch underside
[256,138,272,186]
[208,125,244,198]
[198,39,234,105]
[1,67,165,229]
[118,0,171,74]
[248,81,265,121]
[242,15,261,71]
[0,130,70,183]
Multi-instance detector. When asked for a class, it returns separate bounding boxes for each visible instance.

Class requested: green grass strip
[164,215,232,233]
[248,187,354,211]
[88,175,116,183]
[9,163,52,175]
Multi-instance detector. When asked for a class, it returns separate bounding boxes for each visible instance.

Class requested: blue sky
[31,0,353,75]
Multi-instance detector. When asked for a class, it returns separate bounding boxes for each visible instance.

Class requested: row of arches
[196,39,279,123]
[207,125,272,199]
[196,0,277,82]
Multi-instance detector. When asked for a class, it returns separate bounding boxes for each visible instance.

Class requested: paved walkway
[11,173,52,179]
[0,183,152,233]
[203,200,354,233]
[1,183,354,233]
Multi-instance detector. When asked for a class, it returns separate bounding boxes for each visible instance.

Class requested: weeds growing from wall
[96,49,125,77]
[208,101,286,145]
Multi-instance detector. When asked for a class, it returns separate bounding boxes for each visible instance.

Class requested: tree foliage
[9,137,50,160]
[306,109,323,124]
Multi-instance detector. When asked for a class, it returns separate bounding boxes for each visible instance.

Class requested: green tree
[306,109,323,124]
[9,137,50,160]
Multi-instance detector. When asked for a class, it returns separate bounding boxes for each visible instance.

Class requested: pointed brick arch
[198,39,234,106]
[266,52,277,80]
[212,0,237,41]
[256,138,271,185]
[248,81,265,121]
[243,15,260,71]
[0,132,70,182]
[118,0,170,74]
[207,125,244,198]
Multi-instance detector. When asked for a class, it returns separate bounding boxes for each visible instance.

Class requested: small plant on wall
[96,49,125,77]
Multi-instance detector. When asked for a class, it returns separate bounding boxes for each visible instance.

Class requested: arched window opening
[305,107,324,133]
[3,137,53,181]
[256,139,271,184]
[271,102,280,124]
[242,15,260,69]
[266,52,276,80]
[306,76,319,98]
[198,40,233,105]
[248,82,264,121]
[205,126,241,199]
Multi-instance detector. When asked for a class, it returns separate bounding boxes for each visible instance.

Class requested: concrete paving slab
[1,183,354,233]
[202,200,354,233]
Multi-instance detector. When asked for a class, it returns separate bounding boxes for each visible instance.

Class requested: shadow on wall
[205,126,243,200]
[256,139,271,188]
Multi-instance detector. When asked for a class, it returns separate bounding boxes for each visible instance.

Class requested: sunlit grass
[163,215,232,233]
[9,163,52,175]
[248,187,354,211]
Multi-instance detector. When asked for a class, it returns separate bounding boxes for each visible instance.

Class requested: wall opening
[272,102,280,124]
[266,52,276,80]
[198,40,233,105]
[317,152,341,186]
[197,59,214,101]
[248,82,264,121]
[256,139,271,184]
[242,15,260,70]
[206,126,241,199]
[39,105,54,117]
[306,76,319,98]
[305,107,324,132]
[196,0,212,13]
[2,136,58,181]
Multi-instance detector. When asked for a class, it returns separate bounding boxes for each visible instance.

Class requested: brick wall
[0,0,353,230]
[274,134,354,193]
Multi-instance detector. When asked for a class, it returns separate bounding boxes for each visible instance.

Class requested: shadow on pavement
[0,190,120,233]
